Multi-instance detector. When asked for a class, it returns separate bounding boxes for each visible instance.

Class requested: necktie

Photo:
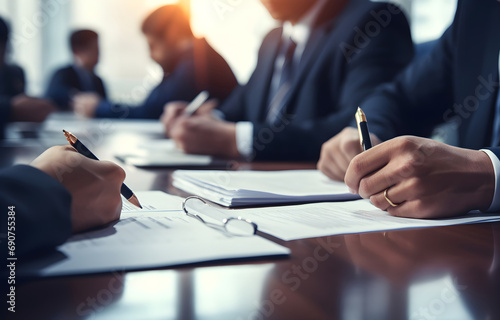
[490,74,500,147]
[266,37,297,125]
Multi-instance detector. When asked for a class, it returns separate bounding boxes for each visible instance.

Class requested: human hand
[73,93,102,118]
[10,95,56,122]
[170,115,240,158]
[161,99,218,137]
[31,145,125,232]
[345,136,495,218]
[318,127,381,181]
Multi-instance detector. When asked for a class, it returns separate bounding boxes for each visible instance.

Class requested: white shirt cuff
[480,149,500,212]
[235,122,254,158]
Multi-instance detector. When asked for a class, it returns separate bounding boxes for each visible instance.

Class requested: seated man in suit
[0,146,124,257]
[0,17,55,139]
[45,29,107,110]
[318,0,500,218]
[161,0,414,161]
[73,4,237,119]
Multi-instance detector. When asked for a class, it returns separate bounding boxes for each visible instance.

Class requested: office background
[0,0,456,104]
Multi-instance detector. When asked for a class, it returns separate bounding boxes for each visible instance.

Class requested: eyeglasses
[182,196,258,236]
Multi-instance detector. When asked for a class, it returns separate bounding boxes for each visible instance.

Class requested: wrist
[222,122,241,159]
[469,150,495,211]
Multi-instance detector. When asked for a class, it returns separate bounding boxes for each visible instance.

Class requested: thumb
[197,99,219,115]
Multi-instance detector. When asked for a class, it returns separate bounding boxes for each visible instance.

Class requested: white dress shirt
[235,0,328,158]
[480,52,500,212]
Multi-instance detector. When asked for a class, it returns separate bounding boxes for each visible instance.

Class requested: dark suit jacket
[360,0,500,158]
[45,65,107,110]
[95,38,238,119]
[0,165,71,260]
[219,0,414,161]
[0,64,25,139]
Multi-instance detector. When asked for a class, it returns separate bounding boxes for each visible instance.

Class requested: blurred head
[142,5,193,72]
[70,29,99,71]
[0,17,9,62]
[260,0,319,24]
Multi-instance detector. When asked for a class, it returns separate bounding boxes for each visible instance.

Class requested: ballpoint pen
[63,130,142,209]
[184,90,210,116]
[355,107,372,151]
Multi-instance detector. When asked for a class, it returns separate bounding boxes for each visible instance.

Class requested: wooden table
[3,126,500,320]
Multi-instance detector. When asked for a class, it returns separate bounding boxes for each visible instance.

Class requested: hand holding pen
[318,108,381,181]
[63,130,142,209]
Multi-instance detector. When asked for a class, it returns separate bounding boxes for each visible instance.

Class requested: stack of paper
[172,170,360,207]
[19,192,290,277]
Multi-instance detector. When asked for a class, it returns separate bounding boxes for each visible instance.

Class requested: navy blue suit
[45,65,107,110]
[0,165,71,259]
[360,0,500,158]
[0,64,25,139]
[95,38,237,119]
[219,0,414,161]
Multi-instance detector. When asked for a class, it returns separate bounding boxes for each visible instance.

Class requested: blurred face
[74,39,99,70]
[146,34,176,72]
[260,0,318,23]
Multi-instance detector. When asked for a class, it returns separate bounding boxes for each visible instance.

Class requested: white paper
[121,191,183,213]
[187,199,500,241]
[20,192,289,277]
[42,112,165,135]
[116,139,213,167]
[173,170,360,207]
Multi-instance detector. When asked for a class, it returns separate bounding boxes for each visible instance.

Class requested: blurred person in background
[45,29,107,110]
[0,16,55,139]
[161,0,414,161]
[73,4,237,119]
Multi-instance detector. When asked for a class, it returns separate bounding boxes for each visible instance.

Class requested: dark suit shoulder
[4,64,25,78]
[0,64,26,96]
[51,65,78,79]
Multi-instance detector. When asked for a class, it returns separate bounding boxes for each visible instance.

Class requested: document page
[115,139,214,168]
[192,199,500,241]
[19,192,289,277]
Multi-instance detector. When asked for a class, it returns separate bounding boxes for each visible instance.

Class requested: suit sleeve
[218,85,248,121]
[95,62,198,119]
[0,165,72,257]
[251,10,415,161]
[359,17,457,141]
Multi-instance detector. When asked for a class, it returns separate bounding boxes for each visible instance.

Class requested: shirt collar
[282,0,327,45]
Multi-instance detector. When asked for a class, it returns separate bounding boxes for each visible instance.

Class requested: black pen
[63,130,142,209]
[355,107,372,151]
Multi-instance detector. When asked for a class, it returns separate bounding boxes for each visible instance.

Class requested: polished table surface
[3,119,500,320]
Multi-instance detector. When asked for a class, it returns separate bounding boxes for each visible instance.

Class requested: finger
[319,159,344,181]
[197,99,219,115]
[345,143,393,192]
[336,148,356,175]
[369,183,406,211]
[318,151,344,181]
[386,200,422,219]
[357,165,402,199]
[83,159,126,184]
[60,145,78,153]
